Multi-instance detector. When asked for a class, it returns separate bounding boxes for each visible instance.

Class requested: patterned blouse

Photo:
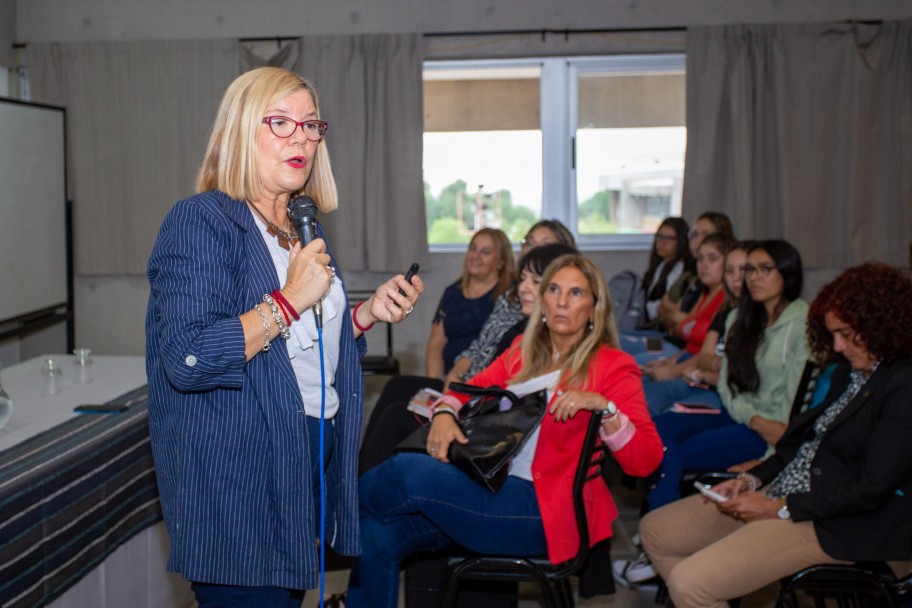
[766,362,879,498]
[458,292,525,377]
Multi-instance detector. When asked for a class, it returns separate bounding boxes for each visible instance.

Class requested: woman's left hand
[364,273,425,325]
[716,491,781,522]
[549,390,606,422]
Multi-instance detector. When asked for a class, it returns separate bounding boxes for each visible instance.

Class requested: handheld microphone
[287,195,323,328]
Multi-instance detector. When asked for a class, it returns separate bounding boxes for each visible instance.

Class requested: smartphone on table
[74,403,129,414]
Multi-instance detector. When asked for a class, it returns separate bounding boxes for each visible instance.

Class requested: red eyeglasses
[262,116,328,141]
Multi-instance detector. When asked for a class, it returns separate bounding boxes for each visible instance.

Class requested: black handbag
[396,382,548,492]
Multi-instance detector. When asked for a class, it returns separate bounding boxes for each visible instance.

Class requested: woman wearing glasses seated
[640,262,912,608]
[146,67,423,607]
[655,212,735,338]
[646,240,809,510]
[622,212,734,359]
[614,240,809,587]
[638,217,694,328]
[345,254,664,608]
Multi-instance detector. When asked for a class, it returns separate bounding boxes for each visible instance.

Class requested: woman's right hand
[282,238,332,314]
[709,477,750,501]
[425,413,468,463]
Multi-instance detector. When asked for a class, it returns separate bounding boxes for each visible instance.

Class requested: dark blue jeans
[190,415,333,608]
[647,407,766,511]
[346,453,547,608]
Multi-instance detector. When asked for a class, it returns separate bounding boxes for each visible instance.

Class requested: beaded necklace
[248,202,299,250]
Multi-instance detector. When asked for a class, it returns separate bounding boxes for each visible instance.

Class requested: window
[423,54,686,250]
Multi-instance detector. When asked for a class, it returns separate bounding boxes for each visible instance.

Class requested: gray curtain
[294,34,426,273]
[683,20,912,269]
[29,34,424,275]
[243,34,426,273]
[28,40,239,275]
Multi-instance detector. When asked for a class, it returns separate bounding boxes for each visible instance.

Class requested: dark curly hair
[807,262,912,364]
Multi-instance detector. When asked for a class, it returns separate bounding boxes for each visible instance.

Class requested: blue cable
[317,326,326,608]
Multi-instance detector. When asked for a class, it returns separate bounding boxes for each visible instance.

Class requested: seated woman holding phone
[640,262,912,608]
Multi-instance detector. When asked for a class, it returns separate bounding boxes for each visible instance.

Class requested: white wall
[15,0,912,41]
[10,0,911,372]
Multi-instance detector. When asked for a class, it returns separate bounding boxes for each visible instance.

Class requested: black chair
[348,290,400,376]
[436,411,609,608]
[777,562,912,607]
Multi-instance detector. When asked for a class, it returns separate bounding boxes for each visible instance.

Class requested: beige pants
[640,494,848,608]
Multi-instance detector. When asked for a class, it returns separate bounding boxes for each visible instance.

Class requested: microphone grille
[287,195,318,221]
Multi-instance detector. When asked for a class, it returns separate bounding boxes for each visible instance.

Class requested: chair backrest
[437,411,609,608]
[788,360,840,421]
[348,289,400,376]
[608,270,643,333]
[550,410,609,577]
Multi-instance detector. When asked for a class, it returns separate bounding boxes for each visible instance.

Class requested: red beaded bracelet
[271,290,299,323]
[352,300,376,332]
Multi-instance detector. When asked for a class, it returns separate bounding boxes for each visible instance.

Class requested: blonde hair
[196,67,338,212]
[513,254,619,389]
[459,228,516,299]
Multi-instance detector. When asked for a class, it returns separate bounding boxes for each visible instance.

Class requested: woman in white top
[641,217,694,325]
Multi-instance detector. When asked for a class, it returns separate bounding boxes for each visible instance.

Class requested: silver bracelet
[737,472,762,492]
[254,304,271,351]
[262,294,290,340]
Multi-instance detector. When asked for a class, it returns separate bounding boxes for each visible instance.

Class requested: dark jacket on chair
[750,355,912,562]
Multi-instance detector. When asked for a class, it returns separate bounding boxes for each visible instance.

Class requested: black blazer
[751,355,912,562]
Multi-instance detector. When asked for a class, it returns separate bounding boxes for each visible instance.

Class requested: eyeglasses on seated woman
[639,262,912,608]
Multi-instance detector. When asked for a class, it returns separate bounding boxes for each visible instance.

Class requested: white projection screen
[0,99,68,324]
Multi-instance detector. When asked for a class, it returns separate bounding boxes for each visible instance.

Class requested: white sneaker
[612,553,658,587]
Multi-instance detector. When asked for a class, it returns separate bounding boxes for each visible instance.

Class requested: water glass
[73,348,93,384]
[41,358,62,396]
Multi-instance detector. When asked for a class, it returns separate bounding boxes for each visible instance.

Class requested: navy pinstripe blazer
[145,190,366,589]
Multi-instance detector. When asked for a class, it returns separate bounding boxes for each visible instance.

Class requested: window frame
[423,53,686,253]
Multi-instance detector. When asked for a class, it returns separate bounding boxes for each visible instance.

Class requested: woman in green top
[648,240,808,510]
[615,240,808,588]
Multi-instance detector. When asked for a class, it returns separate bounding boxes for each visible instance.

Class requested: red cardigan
[454,342,663,564]
[677,288,725,354]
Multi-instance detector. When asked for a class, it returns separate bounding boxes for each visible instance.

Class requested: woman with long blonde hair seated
[345,254,664,607]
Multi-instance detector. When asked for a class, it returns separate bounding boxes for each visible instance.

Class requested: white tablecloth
[0,354,148,451]
[0,354,194,608]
